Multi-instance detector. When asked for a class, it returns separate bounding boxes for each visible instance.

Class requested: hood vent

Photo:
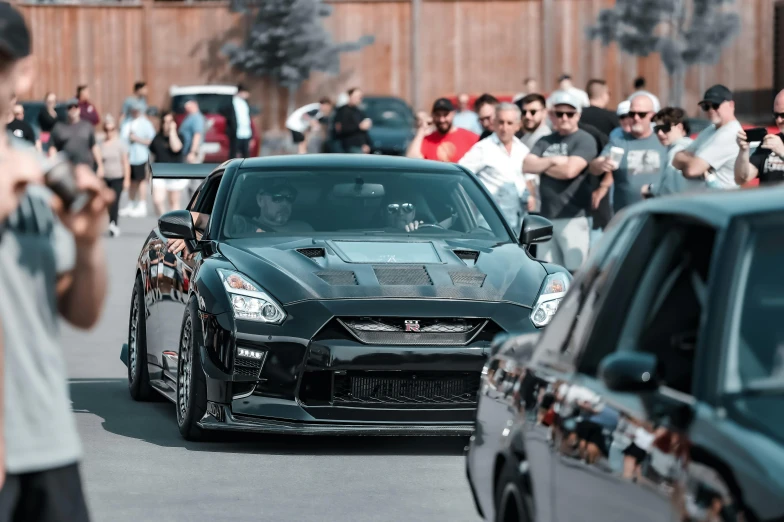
[297,247,326,259]
[449,271,486,287]
[373,266,433,286]
[316,271,357,286]
[453,249,479,266]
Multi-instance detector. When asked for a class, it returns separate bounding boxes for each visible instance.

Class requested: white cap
[547,90,582,112]
[616,100,631,116]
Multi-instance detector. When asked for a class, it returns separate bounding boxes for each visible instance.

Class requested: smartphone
[43,153,90,213]
[745,127,768,143]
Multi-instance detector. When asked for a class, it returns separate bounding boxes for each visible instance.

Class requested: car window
[533,215,644,366]
[171,94,232,114]
[578,216,718,395]
[725,221,784,394]
[220,167,514,241]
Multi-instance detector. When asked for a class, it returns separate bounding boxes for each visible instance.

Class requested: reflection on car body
[120,154,572,441]
[466,186,784,522]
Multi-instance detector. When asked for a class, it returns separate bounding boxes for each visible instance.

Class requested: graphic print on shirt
[763,153,784,174]
[540,143,568,157]
[626,149,661,175]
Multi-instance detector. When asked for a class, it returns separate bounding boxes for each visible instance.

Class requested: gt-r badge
[404,320,420,332]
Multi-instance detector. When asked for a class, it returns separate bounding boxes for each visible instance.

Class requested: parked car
[466,186,784,521]
[361,95,416,155]
[168,85,261,163]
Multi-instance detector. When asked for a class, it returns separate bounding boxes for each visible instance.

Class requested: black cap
[432,98,455,113]
[0,2,31,60]
[260,180,297,197]
[700,84,733,105]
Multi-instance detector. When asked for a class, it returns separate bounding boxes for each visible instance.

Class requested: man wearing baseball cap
[0,3,112,519]
[672,84,741,189]
[406,97,478,163]
[523,90,598,272]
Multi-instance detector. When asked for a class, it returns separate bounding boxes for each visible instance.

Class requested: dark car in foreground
[467,186,784,521]
[120,154,570,440]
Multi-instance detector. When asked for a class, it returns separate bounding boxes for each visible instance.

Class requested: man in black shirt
[6,97,37,148]
[333,87,371,153]
[735,89,784,186]
[580,79,620,137]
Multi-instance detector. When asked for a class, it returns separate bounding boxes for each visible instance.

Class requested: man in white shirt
[672,84,741,190]
[286,102,320,154]
[230,84,252,158]
[119,102,156,217]
[459,102,529,231]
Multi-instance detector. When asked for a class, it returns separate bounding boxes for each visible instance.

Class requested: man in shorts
[120,101,156,218]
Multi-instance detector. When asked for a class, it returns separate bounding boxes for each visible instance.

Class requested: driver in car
[166,180,312,255]
[385,199,424,232]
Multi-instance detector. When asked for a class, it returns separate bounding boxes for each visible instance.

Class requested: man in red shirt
[406,98,478,162]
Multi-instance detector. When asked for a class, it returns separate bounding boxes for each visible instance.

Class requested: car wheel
[494,460,530,522]
[175,302,208,441]
[128,275,155,401]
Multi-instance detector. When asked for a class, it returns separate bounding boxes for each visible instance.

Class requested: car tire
[494,460,530,522]
[175,299,209,441]
[128,275,155,401]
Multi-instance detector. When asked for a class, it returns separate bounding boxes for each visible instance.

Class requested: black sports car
[119,154,571,440]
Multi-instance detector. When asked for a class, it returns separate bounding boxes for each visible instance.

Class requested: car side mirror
[159,210,195,240]
[598,351,660,393]
[519,215,553,245]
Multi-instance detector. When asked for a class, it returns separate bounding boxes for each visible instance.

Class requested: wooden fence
[16,0,778,131]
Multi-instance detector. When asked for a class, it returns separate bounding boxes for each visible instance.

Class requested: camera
[43,153,90,213]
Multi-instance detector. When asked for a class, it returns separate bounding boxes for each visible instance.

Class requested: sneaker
[119,205,133,217]
[128,201,147,218]
[108,221,121,237]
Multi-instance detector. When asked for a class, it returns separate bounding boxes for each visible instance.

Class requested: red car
[168,85,261,163]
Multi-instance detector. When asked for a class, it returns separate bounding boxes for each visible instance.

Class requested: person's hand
[166,238,187,255]
[186,151,198,164]
[736,129,749,151]
[761,133,784,157]
[404,220,424,232]
[591,185,609,209]
[598,157,618,173]
[52,165,115,245]
[361,144,370,154]
[359,118,372,131]
[550,156,569,167]
[527,195,537,212]
[0,148,45,223]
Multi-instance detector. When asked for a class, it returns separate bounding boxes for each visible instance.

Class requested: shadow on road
[70,378,469,456]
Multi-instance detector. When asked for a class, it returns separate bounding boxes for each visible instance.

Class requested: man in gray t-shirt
[589,93,666,212]
[0,5,113,519]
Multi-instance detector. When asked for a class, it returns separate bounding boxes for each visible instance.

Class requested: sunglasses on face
[654,123,672,134]
[774,112,784,121]
[478,115,493,122]
[700,102,721,112]
[522,109,539,116]
[387,203,415,215]
[554,110,576,119]
[268,192,295,203]
[629,111,651,119]
[68,104,79,110]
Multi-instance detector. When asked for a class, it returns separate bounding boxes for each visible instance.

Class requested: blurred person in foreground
[673,84,741,190]
[459,102,529,230]
[641,108,697,198]
[0,3,113,519]
[474,94,499,141]
[735,89,784,187]
[523,90,597,272]
[406,98,478,163]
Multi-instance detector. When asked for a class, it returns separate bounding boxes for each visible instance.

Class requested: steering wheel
[413,223,447,231]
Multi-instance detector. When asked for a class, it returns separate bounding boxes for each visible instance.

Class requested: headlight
[530,273,570,328]
[216,269,286,324]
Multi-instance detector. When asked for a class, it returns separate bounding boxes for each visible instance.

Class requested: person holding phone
[735,89,784,187]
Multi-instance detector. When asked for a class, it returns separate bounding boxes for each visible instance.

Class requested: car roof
[169,85,237,96]
[235,154,466,172]
[625,185,784,227]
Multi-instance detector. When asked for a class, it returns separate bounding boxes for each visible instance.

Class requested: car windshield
[171,94,232,114]
[221,167,513,241]
[726,223,784,394]
[362,99,414,129]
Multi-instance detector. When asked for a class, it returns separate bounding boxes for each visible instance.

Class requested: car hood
[218,237,547,307]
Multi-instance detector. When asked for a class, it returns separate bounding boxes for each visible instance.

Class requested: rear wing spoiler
[148,162,221,179]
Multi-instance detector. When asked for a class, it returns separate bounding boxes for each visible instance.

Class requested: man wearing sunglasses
[672,84,741,190]
[589,93,666,212]
[641,107,697,198]
[735,89,784,187]
[523,90,597,272]
[230,181,313,235]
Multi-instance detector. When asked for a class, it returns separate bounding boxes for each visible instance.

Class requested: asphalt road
[60,213,479,522]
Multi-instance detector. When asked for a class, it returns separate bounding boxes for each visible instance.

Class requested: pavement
[60,211,479,522]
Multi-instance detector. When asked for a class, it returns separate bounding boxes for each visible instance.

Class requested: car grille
[234,356,263,378]
[373,266,433,286]
[333,371,480,406]
[337,317,486,345]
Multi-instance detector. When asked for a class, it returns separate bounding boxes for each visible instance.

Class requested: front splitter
[198,405,474,436]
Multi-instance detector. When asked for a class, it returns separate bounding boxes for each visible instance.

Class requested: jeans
[230,138,250,158]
